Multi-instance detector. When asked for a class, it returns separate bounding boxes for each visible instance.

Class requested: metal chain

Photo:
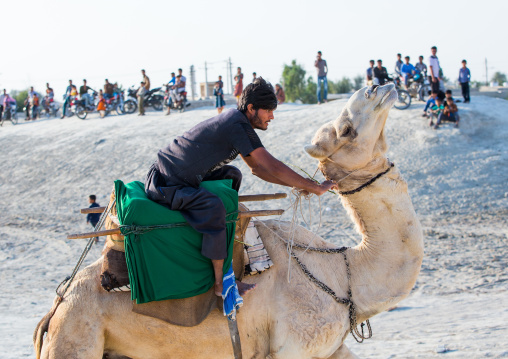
[290,245,372,343]
[338,163,394,196]
[56,199,115,299]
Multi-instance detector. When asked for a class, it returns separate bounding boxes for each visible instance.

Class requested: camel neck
[339,167,424,320]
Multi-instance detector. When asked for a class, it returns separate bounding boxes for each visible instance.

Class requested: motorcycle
[1,102,18,126]
[122,86,164,114]
[163,84,190,113]
[40,97,60,118]
[406,71,430,102]
[75,92,123,120]
[389,74,411,110]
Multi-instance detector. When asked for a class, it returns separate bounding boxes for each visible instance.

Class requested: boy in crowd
[400,56,415,88]
[366,60,375,86]
[86,195,101,243]
[459,60,471,103]
[137,82,146,116]
[394,53,403,77]
[428,46,441,93]
[415,56,427,75]
[435,97,459,129]
[422,91,437,117]
[428,92,445,128]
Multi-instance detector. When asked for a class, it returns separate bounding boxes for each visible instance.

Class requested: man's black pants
[145,164,242,260]
[460,82,470,102]
[429,76,440,93]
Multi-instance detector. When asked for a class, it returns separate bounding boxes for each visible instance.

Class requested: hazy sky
[1,0,505,98]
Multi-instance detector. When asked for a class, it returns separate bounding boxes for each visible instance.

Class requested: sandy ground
[0,95,507,358]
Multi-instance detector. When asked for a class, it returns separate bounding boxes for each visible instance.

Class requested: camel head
[305,83,397,187]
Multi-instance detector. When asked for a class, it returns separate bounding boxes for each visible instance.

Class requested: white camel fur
[34,83,424,359]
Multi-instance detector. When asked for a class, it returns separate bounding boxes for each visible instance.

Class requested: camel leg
[40,306,105,359]
[328,344,359,359]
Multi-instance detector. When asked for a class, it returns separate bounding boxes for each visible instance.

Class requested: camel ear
[304,144,327,159]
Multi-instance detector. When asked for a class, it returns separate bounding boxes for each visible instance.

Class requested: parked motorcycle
[389,74,412,110]
[1,102,18,126]
[122,86,164,114]
[406,71,430,102]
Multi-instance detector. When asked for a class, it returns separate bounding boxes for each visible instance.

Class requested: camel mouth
[379,85,397,108]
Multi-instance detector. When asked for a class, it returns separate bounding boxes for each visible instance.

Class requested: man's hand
[311,180,338,196]
[242,148,338,195]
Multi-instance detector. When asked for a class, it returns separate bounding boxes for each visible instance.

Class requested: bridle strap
[338,162,394,196]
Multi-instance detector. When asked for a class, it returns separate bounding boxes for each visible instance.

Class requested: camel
[34,83,424,359]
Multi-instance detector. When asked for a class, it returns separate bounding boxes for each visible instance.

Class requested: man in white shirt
[428,46,441,93]
[177,68,186,94]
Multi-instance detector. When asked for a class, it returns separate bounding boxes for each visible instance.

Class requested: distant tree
[301,77,317,104]
[281,60,318,104]
[491,72,507,85]
[335,77,352,93]
[352,75,364,90]
[326,79,336,94]
[281,60,307,102]
[10,89,29,112]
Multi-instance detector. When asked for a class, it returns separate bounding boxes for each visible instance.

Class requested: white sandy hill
[0,96,507,358]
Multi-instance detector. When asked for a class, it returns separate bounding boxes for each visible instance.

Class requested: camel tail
[33,297,61,359]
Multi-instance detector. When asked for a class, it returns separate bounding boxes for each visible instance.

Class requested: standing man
[252,72,257,83]
[314,51,328,104]
[26,86,36,120]
[217,75,224,89]
[86,195,101,243]
[137,81,146,116]
[394,53,403,78]
[104,79,114,100]
[61,80,74,118]
[145,77,338,296]
[428,46,441,93]
[415,56,427,75]
[458,60,471,103]
[142,69,150,91]
[366,60,375,86]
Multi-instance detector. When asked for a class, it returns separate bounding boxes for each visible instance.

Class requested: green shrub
[10,89,29,112]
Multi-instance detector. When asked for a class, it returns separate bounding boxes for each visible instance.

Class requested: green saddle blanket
[114,179,238,304]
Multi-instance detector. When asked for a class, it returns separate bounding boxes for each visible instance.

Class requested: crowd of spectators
[365,46,471,129]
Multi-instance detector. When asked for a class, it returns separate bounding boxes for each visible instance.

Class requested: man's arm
[241,147,336,195]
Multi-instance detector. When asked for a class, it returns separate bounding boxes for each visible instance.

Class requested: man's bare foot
[214,282,223,297]
[236,281,256,296]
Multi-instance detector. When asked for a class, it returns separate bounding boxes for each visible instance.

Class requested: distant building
[200,82,216,99]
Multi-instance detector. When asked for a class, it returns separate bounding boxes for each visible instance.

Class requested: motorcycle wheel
[152,95,163,111]
[11,112,18,125]
[394,89,411,110]
[123,100,137,114]
[116,103,124,115]
[419,85,430,102]
[76,105,87,120]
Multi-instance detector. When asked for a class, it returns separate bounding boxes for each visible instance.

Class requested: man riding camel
[145,77,338,296]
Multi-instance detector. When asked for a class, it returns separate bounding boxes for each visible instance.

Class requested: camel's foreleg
[328,344,359,359]
[39,301,105,359]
